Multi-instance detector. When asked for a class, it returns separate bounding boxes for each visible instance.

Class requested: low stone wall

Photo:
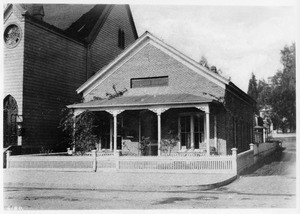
[236,141,281,174]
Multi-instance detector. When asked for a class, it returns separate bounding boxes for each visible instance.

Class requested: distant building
[3,4,138,153]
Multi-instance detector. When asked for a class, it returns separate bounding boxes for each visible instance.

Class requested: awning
[67,93,214,110]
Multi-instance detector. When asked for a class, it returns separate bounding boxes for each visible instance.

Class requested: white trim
[82,41,150,97]
[78,34,150,95]
[78,32,229,96]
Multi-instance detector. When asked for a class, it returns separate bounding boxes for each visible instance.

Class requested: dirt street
[3,137,297,210]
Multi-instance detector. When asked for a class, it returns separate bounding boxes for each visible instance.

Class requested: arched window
[3,95,18,147]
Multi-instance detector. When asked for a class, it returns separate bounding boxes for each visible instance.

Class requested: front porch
[69,94,223,157]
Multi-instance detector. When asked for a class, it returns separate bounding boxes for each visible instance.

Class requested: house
[68,32,256,156]
[3,4,138,153]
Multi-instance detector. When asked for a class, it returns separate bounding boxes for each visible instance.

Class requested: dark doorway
[3,95,18,148]
[140,110,157,141]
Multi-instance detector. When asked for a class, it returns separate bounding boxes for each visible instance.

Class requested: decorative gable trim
[77,31,230,96]
[4,4,27,23]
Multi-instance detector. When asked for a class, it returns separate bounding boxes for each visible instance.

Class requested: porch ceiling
[67,93,214,110]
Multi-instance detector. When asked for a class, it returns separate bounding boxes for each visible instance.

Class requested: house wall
[88,5,137,78]
[85,43,225,101]
[4,10,25,115]
[221,87,255,154]
[85,42,254,155]
[22,19,87,152]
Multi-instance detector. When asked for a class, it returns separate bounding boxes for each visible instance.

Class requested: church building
[3,4,138,153]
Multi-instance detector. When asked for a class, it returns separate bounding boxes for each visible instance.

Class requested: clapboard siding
[4,4,138,152]
[22,21,87,149]
[88,5,137,77]
[3,12,25,115]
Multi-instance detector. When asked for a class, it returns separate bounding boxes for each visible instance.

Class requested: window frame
[130,76,169,88]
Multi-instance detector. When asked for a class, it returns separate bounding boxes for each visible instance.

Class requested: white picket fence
[115,155,234,173]
[5,141,281,174]
[6,155,94,171]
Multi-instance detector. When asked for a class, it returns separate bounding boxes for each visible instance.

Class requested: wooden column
[149,108,169,156]
[214,115,217,151]
[196,105,210,156]
[113,113,117,155]
[205,111,210,156]
[157,111,162,156]
[106,110,124,156]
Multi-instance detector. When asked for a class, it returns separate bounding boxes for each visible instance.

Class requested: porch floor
[4,170,236,191]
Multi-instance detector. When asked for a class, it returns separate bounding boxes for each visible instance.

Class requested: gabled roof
[19,4,95,30]
[5,4,138,44]
[77,31,230,96]
[65,5,111,40]
[65,4,138,42]
[68,93,213,110]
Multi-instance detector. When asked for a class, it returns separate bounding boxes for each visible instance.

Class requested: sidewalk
[3,169,237,192]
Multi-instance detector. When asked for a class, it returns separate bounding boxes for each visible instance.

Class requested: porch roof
[67,93,214,110]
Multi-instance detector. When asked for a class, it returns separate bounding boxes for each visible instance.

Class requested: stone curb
[4,175,237,192]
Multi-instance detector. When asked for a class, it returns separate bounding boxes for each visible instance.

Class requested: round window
[4,24,22,48]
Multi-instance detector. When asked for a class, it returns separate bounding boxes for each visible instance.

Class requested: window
[118,28,125,49]
[194,115,204,149]
[180,115,191,148]
[179,114,204,149]
[131,76,169,88]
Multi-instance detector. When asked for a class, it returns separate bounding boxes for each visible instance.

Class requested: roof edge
[76,31,150,94]
[85,5,113,43]
[77,31,230,95]
[126,5,138,40]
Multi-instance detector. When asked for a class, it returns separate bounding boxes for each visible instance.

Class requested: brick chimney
[210,66,218,74]
[29,4,45,21]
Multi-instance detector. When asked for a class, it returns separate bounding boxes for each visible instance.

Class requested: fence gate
[3,95,18,147]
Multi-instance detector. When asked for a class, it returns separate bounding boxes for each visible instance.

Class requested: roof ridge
[65,4,109,40]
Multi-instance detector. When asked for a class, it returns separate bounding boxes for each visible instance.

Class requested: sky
[130,3,297,92]
[2,0,298,93]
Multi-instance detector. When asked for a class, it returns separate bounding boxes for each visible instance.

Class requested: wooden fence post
[115,152,120,170]
[231,148,237,174]
[6,150,11,169]
[92,150,97,172]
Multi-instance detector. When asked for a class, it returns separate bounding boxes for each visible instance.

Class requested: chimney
[30,4,45,21]
[210,66,218,74]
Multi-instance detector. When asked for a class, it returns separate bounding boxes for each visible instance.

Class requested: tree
[247,73,259,106]
[257,80,271,109]
[246,43,295,132]
[59,109,99,155]
[199,56,210,69]
[270,43,296,132]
